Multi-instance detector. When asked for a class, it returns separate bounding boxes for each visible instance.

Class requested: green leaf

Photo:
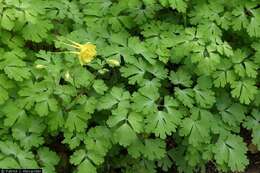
[47,111,65,131]
[243,109,260,150]
[231,79,257,104]
[0,74,14,90]
[2,101,27,127]
[139,78,161,99]
[1,10,15,30]
[213,134,249,172]
[217,41,233,57]
[213,59,236,87]
[107,108,138,146]
[77,159,96,173]
[35,101,48,117]
[65,109,91,132]
[98,87,130,110]
[193,86,216,108]
[128,112,144,133]
[62,132,84,150]
[12,124,44,149]
[180,108,213,146]
[251,125,260,150]
[4,66,31,81]
[247,12,260,37]
[71,67,95,88]
[113,123,137,147]
[38,147,60,173]
[18,81,58,116]
[168,0,187,13]
[145,110,180,139]
[0,141,38,168]
[128,37,156,64]
[0,156,20,168]
[12,117,46,150]
[0,87,8,105]
[232,7,249,31]
[196,75,213,89]
[147,62,168,79]
[128,139,144,158]
[168,147,194,173]
[231,50,258,78]
[22,19,53,42]
[244,61,258,78]
[93,79,108,94]
[175,88,194,108]
[143,139,166,160]
[169,69,192,87]
[84,126,112,157]
[120,58,146,85]
[107,108,128,127]
[132,88,159,114]
[127,138,166,160]
[217,95,246,128]
[0,50,31,81]
[163,96,180,113]
[157,155,173,171]
[84,97,97,114]
[70,149,86,165]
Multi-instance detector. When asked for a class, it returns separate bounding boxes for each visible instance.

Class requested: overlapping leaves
[0,0,259,173]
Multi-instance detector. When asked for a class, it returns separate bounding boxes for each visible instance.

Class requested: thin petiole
[65,38,83,48]
[53,51,79,54]
[58,41,80,49]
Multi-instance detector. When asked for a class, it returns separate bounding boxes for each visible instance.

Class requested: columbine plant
[0,0,259,173]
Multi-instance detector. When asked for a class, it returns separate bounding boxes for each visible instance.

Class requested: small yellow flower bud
[65,71,71,80]
[98,68,109,75]
[35,64,46,69]
[107,59,120,67]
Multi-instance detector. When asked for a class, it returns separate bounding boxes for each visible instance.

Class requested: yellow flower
[59,38,97,65]
[77,43,97,65]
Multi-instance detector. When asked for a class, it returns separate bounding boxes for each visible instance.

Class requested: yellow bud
[65,71,71,80]
[35,64,46,69]
[107,59,120,67]
[98,68,109,75]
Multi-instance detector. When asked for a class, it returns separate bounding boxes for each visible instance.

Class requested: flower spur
[58,38,97,65]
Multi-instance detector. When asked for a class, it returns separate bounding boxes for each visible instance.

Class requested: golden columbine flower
[59,39,97,65]
[77,43,97,65]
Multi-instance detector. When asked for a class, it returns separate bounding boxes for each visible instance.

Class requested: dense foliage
[0,0,259,172]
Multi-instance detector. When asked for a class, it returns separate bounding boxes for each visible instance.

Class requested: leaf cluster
[0,0,259,172]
